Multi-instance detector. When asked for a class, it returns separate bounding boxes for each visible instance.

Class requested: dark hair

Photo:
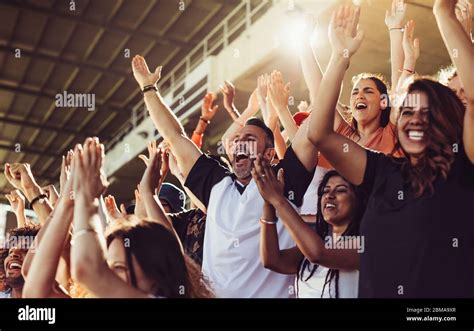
[245,117,275,148]
[0,248,8,269]
[349,73,391,139]
[296,171,366,298]
[106,217,213,298]
[7,225,40,249]
[394,78,465,198]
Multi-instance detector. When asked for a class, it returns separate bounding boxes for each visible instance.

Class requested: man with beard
[132,56,318,297]
[3,226,40,298]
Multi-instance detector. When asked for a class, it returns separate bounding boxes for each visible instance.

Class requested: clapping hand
[328,5,364,58]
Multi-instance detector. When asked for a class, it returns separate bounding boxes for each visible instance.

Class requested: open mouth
[355,102,368,110]
[7,261,22,270]
[407,130,424,142]
[235,152,250,163]
[324,202,337,211]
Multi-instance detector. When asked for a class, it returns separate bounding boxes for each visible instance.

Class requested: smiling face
[320,176,356,227]
[230,125,273,182]
[397,91,430,161]
[107,238,155,294]
[350,79,385,127]
[447,75,467,108]
[4,244,27,289]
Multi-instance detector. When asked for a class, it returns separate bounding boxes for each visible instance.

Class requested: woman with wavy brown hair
[307,3,474,298]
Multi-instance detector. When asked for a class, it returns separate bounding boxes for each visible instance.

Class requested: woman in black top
[306,3,474,297]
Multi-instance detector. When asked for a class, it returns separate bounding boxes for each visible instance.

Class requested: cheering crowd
[1,0,473,299]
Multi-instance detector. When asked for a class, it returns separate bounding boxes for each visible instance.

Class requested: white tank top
[296,260,359,298]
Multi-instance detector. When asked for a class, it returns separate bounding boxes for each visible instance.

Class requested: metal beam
[3,1,190,50]
[0,82,126,113]
[0,116,112,140]
[0,45,126,78]
[0,142,61,158]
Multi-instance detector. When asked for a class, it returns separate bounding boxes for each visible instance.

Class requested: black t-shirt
[358,145,474,298]
[168,208,206,267]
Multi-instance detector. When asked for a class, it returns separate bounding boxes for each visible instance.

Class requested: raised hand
[455,0,473,38]
[385,0,407,29]
[402,20,420,70]
[268,71,290,111]
[138,141,162,194]
[201,92,219,121]
[328,5,364,58]
[220,81,237,118]
[433,0,458,14]
[251,154,285,206]
[5,190,25,215]
[134,186,147,218]
[4,163,38,192]
[60,150,73,195]
[104,195,127,221]
[42,185,59,206]
[131,55,162,89]
[256,74,269,105]
[297,101,310,113]
[71,138,107,201]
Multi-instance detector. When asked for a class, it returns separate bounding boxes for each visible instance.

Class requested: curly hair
[7,225,41,249]
[106,217,213,298]
[394,78,465,197]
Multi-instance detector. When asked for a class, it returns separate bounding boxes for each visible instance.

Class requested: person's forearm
[308,54,348,145]
[14,210,27,228]
[23,198,73,298]
[191,118,208,149]
[272,197,326,264]
[273,196,358,270]
[273,127,287,160]
[260,203,284,270]
[24,185,53,225]
[389,29,405,92]
[300,43,323,105]
[144,91,186,145]
[274,105,298,140]
[71,196,106,285]
[434,9,474,100]
[142,192,179,238]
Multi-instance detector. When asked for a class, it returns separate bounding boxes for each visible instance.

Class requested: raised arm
[393,20,420,122]
[22,188,73,298]
[256,74,287,159]
[138,142,181,239]
[259,201,302,274]
[253,156,358,270]
[191,92,219,149]
[433,0,474,162]
[5,190,28,228]
[269,71,317,171]
[132,55,201,180]
[70,138,149,298]
[4,163,52,224]
[307,5,367,185]
[385,0,407,95]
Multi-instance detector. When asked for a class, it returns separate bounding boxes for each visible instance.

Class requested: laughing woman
[307,4,474,298]
[254,160,366,298]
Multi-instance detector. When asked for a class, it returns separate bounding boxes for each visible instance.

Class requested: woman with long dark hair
[69,138,213,298]
[254,159,366,298]
[308,3,474,297]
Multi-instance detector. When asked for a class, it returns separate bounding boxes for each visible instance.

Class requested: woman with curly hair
[307,3,474,297]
